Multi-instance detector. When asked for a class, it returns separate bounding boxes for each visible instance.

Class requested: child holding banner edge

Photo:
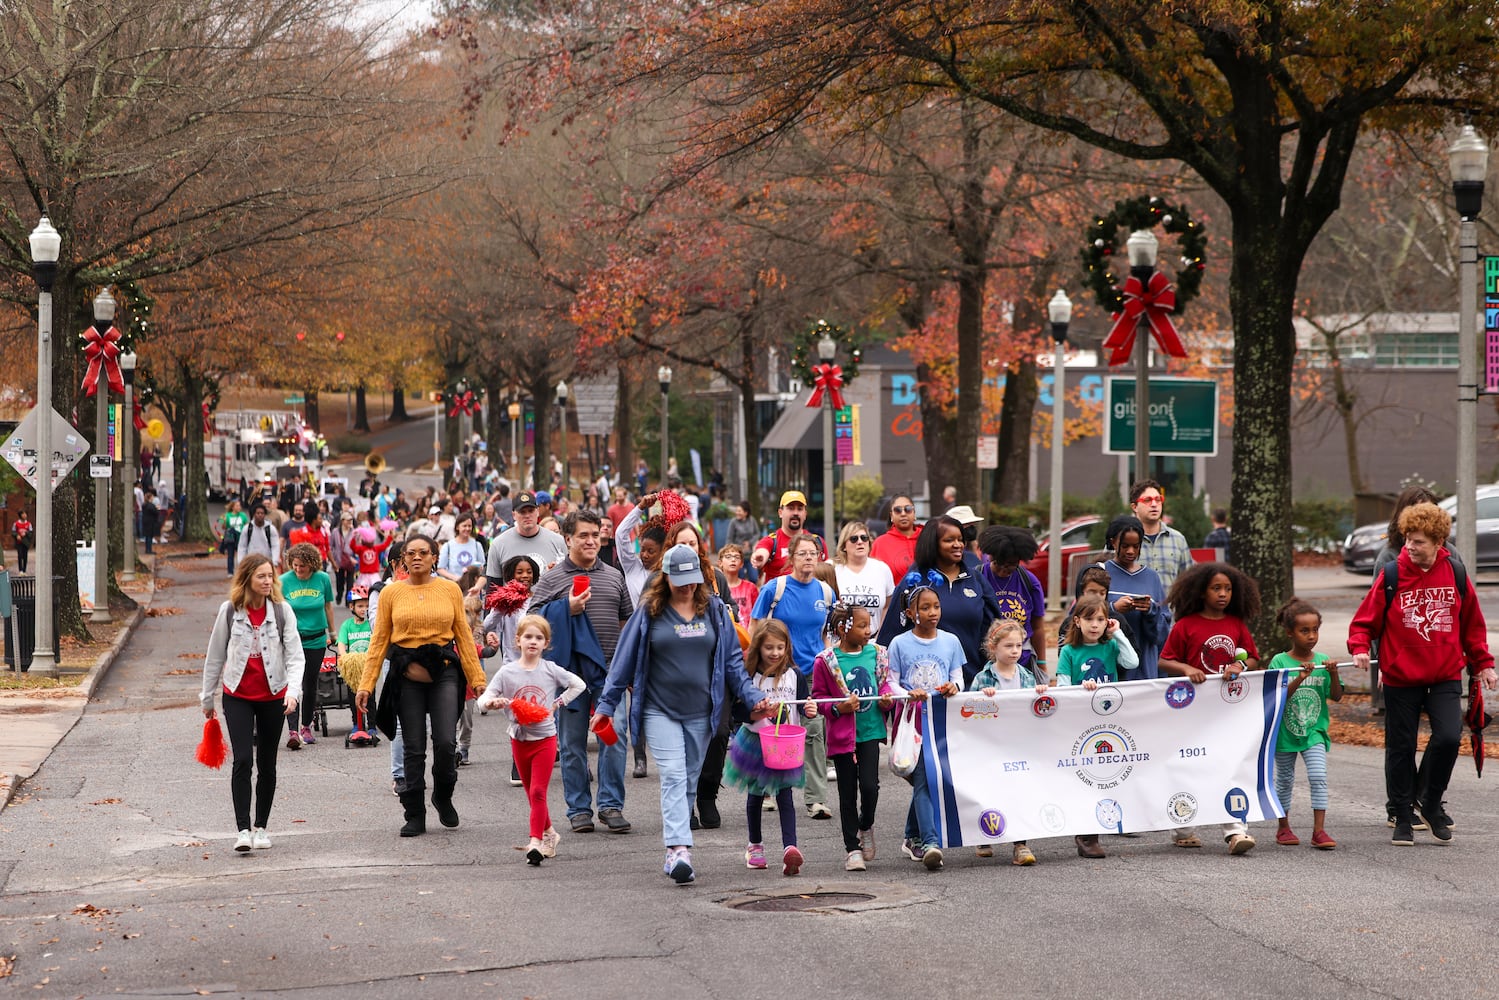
[970,619,1049,864]
[1159,562,1262,854]
[1269,597,1341,850]
[887,586,964,871]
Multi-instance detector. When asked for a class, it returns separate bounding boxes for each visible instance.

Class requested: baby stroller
[333,650,381,748]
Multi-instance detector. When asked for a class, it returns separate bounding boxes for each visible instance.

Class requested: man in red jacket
[1349,502,1497,847]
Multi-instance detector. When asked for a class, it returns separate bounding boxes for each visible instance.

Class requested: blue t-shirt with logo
[752,576,833,675]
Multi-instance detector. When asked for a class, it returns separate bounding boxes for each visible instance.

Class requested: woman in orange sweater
[356,533,485,837]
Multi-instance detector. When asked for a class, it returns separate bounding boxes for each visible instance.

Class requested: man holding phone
[530,510,636,834]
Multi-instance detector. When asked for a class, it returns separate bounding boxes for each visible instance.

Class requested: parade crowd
[198,454,1497,885]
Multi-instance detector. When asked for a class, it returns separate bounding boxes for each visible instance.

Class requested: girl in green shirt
[1270,598,1342,850]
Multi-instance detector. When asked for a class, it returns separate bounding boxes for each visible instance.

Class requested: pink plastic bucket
[759,723,806,770]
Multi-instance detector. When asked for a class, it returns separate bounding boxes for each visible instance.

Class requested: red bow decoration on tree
[806,363,846,410]
[202,401,213,437]
[80,324,125,397]
[1101,271,1189,366]
[447,391,478,417]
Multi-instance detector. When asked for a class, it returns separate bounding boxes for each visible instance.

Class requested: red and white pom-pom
[509,698,550,725]
[196,718,228,769]
[658,490,690,530]
[484,580,530,615]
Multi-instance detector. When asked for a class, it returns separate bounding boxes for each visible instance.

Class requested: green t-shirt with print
[280,570,334,644]
[338,616,372,653]
[1271,651,1334,753]
[832,646,885,743]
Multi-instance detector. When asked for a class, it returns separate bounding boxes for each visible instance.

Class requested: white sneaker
[234,829,253,852]
[845,849,866,872]
[252,828,272,850]
[540,827,561,858]
[808,802,833,820]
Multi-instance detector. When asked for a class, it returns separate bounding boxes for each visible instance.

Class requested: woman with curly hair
[279,542,336,748]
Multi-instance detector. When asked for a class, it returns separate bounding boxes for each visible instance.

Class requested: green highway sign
[1103,377,1220,457]
[283,395,305,404]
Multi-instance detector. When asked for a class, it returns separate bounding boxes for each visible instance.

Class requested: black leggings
[334,567,355,604]
[223,693,285,831]
[293,643,324,730]
[747,788,797,847]
[397,662,464,796]
[833,740,881,852]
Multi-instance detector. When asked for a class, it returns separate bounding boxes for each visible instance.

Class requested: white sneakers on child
[234,830,253,853]
[252,828,271,850]
[540,827,561,858]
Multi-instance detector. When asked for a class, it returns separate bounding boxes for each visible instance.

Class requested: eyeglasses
[892,505,915,514]
[848,534,870,543]
[1136,494,1165,504]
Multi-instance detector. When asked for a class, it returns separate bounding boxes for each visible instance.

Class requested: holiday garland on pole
[790,319,861,409]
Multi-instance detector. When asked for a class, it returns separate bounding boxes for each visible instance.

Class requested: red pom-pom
[196,718,228,769]
[484,580,530,615]
[658,491,690,530]
[509,698,550,725]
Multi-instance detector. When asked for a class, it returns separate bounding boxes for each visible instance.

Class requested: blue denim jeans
[903,749,938,848]
[558,686,627,819]
[643,709,711,847]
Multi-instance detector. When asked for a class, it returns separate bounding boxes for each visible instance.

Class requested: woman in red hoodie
[1349,502,1497,847]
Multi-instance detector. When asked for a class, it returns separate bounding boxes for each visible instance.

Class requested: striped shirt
[530,558,635,664]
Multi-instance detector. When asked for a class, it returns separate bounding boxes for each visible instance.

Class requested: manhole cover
[730,892,874,913]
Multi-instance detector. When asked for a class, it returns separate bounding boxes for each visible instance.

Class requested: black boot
[399,791,426,837]
[432,786,460,828]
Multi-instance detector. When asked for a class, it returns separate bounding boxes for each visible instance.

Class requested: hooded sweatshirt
[1348,547,1492,687]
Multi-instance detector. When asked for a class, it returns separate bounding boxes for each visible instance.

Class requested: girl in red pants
[479,615,585,865]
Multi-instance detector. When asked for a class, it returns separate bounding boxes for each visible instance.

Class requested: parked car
[1025,516,1103,598]
[1342,486,1499,573]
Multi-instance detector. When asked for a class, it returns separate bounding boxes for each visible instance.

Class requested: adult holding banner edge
[1349,502,1496,848]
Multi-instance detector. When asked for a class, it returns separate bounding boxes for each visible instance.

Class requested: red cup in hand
[572,574,590,597]
[590,714,619,745]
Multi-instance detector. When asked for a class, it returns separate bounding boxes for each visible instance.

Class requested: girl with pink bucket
[724,620,818,875]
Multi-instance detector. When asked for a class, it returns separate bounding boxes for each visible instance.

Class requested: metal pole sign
[89,455,112,478]
[1103,376,1220,457]
[1,407,91,489]
[977,435,999,470]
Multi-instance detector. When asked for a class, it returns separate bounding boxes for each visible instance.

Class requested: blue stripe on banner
[1257,671,1289,818]
[927,697,962,847]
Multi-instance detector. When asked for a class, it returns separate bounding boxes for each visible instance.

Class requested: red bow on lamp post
[132,399,148,431]
[448,390,478,417]
[805,363,846,410]
[1101,271,1189,366]
[202,401,213,437]
[80,324,126,397]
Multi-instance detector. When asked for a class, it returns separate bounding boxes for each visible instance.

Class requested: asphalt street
[5,556,1499,998]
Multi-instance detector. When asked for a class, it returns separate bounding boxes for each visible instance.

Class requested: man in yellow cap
[749,490,826,581]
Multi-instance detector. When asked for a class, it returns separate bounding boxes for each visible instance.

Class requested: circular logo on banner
[977,808,1006,840]
[1164,681,1196,709]
[1067,724,1144,790]
[1031,695,1058,718]
[1096,798,1124,832]
[1223,787,1251,822]
[1167,792,1199,825]
[1220,676,1249,704]
[1038,803,1067,834]
[1091,685,1123,716]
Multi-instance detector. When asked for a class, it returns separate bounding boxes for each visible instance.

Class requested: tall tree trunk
[528,373,552,490]
[389,381,409,422]
[353,383,371,433]
[1229,213,1305,651]
[304,389,320,433]
[484,374,504,453]
[1324,349,1367,495]
[614,366,634,498]
[46,272,89,640]
[739,334,761,513]
[181,371,213,544]
[994,277,1050,506]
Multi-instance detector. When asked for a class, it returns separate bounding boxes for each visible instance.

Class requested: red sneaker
[782,845,803,876]
[1310,829,1336,850]
[1275,827,1300,846]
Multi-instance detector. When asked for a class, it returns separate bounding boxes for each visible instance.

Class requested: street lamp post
[658,365,672,487]
[1127,229,1159,483]
[90,288,116,624]
[121,352,138,584]
[555,380,569,498]
[1046,289,1072,613]
[508,399,521,479]
[817,331,837,546]
[29,217,61,678]
[1451,125,1489,574]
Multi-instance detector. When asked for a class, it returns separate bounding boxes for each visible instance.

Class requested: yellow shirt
[358,578,485,692]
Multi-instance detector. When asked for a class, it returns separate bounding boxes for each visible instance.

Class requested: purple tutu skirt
[723,724,804,796]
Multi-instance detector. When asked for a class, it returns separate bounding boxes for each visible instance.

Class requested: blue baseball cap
[663,543,704,585]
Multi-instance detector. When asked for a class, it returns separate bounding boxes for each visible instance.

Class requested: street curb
[0,559,157,811]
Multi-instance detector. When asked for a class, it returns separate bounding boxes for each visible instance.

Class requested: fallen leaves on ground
[88,798,123,806]
[0,954,13,978]
[146,607,182,617]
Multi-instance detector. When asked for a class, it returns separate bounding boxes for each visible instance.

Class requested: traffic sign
[1,408,91,489]
[1103,377,1220,456]
[977,435,999,470]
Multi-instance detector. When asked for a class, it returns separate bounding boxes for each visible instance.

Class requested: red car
[1024,516,1102,599]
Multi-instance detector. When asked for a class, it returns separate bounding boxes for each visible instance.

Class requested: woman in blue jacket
[593,544,769,886]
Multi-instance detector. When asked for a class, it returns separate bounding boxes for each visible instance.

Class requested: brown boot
[1075,834,1106,859]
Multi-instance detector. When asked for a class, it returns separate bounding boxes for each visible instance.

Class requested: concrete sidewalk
[0,559,156,810]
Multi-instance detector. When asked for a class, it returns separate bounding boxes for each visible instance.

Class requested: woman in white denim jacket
[200,554,305,853]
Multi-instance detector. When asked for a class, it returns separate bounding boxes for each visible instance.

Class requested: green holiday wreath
[790,319,861,385]
[1080,196,1208,314]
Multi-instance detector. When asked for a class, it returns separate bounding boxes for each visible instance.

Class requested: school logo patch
[1091,685,1123,716]
[1095,798,1124,833]
[1037,803,1067,834]
[977,808,1006,840]
[1164,680,1196,709]
[1167,792,1199,825]
[1031,694,1057,718]
[1220,676,1248,704]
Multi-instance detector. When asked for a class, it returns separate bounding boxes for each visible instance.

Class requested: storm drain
[720,881,926,915]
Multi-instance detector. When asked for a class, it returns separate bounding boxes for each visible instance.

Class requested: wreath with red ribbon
[1080,196,1208,366]
[80,323,126,397]
[446,386,481,417]
[790,320,861,409]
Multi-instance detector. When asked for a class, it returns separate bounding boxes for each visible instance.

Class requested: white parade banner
[919,672,1288,847]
